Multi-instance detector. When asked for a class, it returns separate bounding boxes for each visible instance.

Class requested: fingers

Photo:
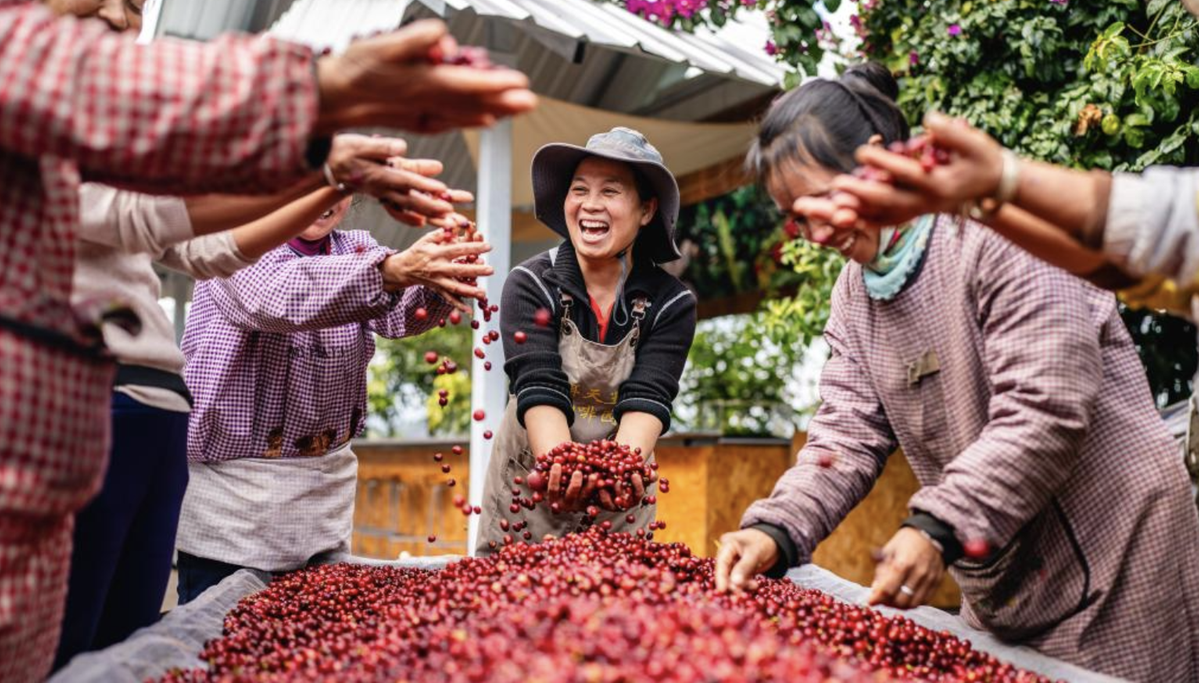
[364,18,447,63]
[597,489,617,511]
[867,555,907,608]
[923,111,985,154]
[431,262,494,279]
[390,157,444,177]
[564,470,585,508]
[439,240,493,259]
[443,188,474,204]
[427,286,468,313]
[714,538,740,593]
[547,464,564,505]
[578,473,600,508]
[429,277,484,306]
[789,196,840,225]
[829,175,930,225]
[382,205,428,226]
[382,188,452,218]
[854,146,935,191]
[630,473,645,503]
[728,546,765,593]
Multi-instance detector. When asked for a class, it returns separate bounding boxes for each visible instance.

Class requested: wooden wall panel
[350,436,961,609]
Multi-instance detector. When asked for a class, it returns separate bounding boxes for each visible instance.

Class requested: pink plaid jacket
[744,219,1199,681]
[0,3,321,677]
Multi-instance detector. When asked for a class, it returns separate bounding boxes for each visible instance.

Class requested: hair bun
[841,63,899,103]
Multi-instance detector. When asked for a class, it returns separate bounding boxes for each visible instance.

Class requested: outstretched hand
[325,133,474,225]
[804,112,1007,232]
[380,229,493,311]
[316,20,537,134]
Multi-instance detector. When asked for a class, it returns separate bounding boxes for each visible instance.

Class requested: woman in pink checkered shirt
[714,63,1199,681]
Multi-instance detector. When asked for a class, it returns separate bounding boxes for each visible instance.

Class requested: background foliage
[629,0,1199,407]
[367,325,472,437]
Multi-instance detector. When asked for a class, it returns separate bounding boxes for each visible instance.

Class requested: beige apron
[476,291,656,555]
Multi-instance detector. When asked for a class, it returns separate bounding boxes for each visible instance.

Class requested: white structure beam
[468,118,512,555]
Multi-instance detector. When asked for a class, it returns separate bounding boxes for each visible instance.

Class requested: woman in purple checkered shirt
[713,64,1199,681]
[174,197,491,604]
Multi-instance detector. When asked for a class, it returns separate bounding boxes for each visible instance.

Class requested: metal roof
[268,0,787,90]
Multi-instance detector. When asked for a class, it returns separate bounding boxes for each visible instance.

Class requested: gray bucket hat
[531,127,682,263]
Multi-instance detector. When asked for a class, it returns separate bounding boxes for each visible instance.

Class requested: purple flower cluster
[624,0,753,24]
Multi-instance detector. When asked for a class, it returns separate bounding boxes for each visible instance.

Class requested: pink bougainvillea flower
[765,40,778,56]
[947,23,961,36]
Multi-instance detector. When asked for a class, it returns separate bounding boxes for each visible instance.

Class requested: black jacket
[500,240,696,433]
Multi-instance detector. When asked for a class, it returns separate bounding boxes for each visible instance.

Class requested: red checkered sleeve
[0,1,321,194]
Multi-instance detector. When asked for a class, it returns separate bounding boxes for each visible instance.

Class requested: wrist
[966,148,1021,222]
[314,56,354,136]
[902,512,962,565]
[379,253,410,292]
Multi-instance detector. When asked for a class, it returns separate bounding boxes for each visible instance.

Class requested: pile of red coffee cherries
[159,530,1052,683]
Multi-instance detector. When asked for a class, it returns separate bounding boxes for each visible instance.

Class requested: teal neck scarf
[862,214,934,301]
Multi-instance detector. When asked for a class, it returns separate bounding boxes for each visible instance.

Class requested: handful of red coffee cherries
[524,439,660,514]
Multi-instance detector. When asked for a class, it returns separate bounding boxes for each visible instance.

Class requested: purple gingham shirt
[181,229,450,462]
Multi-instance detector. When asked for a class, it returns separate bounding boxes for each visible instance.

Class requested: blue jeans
[53,393,189,670]
[175,551,249,606]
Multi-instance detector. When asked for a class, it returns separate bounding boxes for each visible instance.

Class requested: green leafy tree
[367,325,473,437]
[675,313,812,436]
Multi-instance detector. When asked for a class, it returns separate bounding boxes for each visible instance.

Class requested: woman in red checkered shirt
[0,4,534,680]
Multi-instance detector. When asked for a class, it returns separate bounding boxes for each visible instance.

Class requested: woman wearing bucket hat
[475,127,697,554]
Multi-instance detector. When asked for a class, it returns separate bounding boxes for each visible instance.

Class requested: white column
[468,118,512,555]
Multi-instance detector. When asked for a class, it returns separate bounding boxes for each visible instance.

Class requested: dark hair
[747,63,909,184]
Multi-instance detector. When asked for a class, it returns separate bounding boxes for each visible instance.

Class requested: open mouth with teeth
[833,232,856,257]
[578,219,611,244]
[318,208,336,220]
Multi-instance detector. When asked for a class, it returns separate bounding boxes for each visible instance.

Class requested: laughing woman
[476,128,696,553]
[713,64,1199,682]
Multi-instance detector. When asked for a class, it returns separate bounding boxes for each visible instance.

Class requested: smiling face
[767,160,881,265]
[44,0,144,31]
[564,157,658,264]
[299,196,352,241]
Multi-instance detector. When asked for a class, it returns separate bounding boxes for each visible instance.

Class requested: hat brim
[1186,0,1199,16]
[531,142,683,263]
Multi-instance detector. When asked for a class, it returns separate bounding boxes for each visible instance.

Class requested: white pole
[136,0,166,44]
[468,118,512,555]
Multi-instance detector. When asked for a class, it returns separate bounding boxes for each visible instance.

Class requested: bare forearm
[184,174,325,236]
[986,204,1109,276]
[614,411,665,460]
[1012,161,1111,241]
[525,406,573,458]
[227,186,343,260]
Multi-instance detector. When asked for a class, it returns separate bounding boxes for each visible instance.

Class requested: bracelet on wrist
[966,148,1021,222]
[323,162,350,194]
